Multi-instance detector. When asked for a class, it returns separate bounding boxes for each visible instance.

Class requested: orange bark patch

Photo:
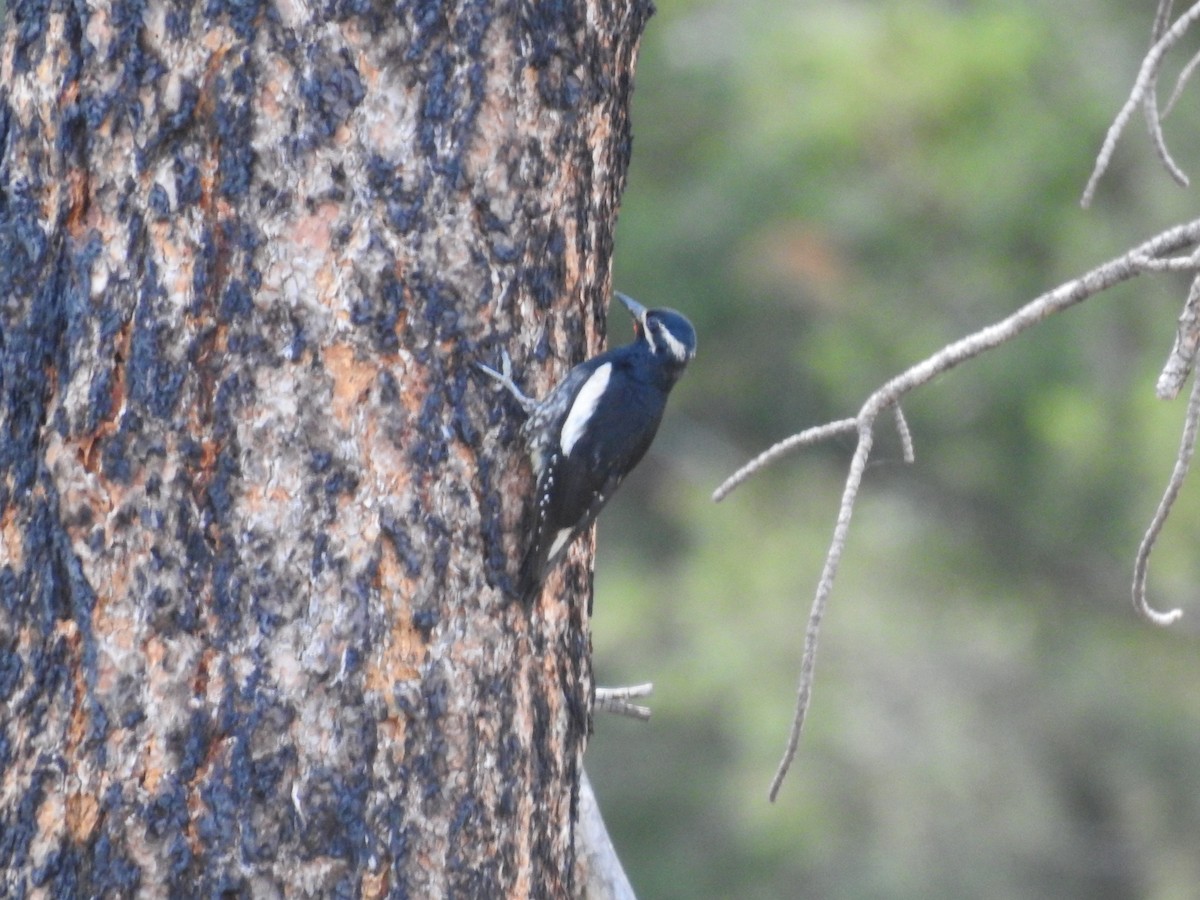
[286,202,341,301]
[242,482,293,511]
[292,202,337,253]
[354,46,380,90]
[36,790,66,839]
[79,319,130,475]
[361,867,389,899]
[451,441,476,473]
[60,622,92,755]
[66,790,101,842]
[140,733,165,795]
[323,343,379,430]
[363,536,424,703]
[1,504,22,569]
[139,637,170,794]
[65,167,91,238]
[257,59,287,121]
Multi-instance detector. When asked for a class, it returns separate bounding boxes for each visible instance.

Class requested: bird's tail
[516,538,547,606]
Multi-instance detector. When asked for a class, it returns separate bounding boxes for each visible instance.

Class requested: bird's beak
[615,292,648,333]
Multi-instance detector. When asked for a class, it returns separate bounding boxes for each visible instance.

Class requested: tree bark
[0,1,650,895]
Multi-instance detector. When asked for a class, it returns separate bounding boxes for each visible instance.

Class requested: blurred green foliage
[592,1,1200,897]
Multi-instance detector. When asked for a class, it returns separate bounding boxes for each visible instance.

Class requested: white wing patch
[560,362,612,457]
[548,527,574,562]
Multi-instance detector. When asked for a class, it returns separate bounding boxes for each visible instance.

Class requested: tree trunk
[0,1,650,895]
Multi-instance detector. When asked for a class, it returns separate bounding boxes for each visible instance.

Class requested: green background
[592,1,1200,897]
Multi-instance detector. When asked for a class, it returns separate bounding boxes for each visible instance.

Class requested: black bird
[478,292,697,604]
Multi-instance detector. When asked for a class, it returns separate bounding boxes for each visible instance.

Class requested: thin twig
[1142,99,1189,189]
[712,419,857,502]
[768,422,873,802]
[1082,1,1200,207]
[1143,0,1189,186]
[1132,375,1199,625]
[1164,47,1200,116]
[1157,274,1200,399]
[893,404,915,465]
[719,219,1200,800]
[1153,0,1176,41]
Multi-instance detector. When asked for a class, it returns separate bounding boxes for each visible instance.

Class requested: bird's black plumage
[479,293,696,605]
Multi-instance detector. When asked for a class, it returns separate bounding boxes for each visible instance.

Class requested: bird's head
[616,292,697,370]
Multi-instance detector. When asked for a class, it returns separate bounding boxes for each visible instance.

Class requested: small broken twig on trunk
[594,684,654,721]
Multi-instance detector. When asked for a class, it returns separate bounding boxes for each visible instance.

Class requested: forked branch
[1082,1,1200,207]
[716,219,1200,801]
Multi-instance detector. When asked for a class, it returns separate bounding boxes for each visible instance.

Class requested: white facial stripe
[641,314,657,352]
[548,527,573,561]
[560,362,612,456]
[653,320,690,362]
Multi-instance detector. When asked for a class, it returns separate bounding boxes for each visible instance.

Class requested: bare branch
[577,770,637,900]
[1157,274,1200,399]
[719,219,1200,800]
[575,691,655,896]
[1082,1,1200,207]
[1132,375,1200,626]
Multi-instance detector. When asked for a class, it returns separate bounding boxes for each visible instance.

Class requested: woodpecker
[478,292,697,604]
